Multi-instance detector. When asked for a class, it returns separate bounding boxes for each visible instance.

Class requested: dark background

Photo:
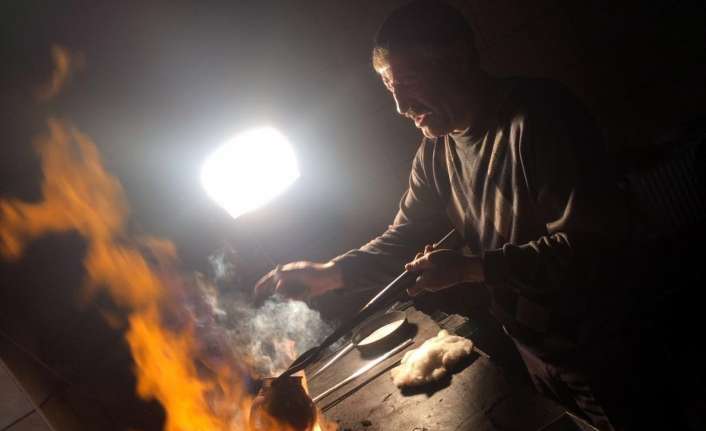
[1,1,704,430]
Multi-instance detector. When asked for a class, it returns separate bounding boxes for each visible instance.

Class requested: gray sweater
[333,78,628,358]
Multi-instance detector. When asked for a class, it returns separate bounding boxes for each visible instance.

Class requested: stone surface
[6,412,51,431]
[307,308,564,431]
[0,359,35,430]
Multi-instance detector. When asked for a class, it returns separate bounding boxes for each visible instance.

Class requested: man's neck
[453,72,503,136]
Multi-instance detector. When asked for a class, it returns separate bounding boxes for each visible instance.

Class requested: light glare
[201,127,300,219]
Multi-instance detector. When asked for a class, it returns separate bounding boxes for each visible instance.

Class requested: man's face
[377,52,468,138]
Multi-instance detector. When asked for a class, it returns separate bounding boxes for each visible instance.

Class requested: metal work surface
[307,308,566,431]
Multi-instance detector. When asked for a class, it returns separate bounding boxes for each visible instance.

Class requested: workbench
[306,307,596,431]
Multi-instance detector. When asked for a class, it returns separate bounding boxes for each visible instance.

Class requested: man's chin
[419,125,449,139]
[421,128,437,139]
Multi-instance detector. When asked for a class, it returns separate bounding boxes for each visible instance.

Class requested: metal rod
[308,342,354,380]
[472,346,491,360]
[312,338,414,403]
[359,229,456,313]
[279,229,456,378]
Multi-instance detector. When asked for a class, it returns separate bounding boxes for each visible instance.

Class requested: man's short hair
[372,0,478,72]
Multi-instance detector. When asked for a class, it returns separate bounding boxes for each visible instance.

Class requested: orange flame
[0,119,161,308]
[127,305,253,430]
[1,48,336,431]
[0,119,259,430]
[36,45,84,101]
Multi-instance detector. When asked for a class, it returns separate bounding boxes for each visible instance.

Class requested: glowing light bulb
[201,127,300,219]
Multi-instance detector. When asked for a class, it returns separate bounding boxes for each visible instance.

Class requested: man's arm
[484,84,627,308]
[479,86,633,351]
[254,139,451,301]
[331,139,452,292]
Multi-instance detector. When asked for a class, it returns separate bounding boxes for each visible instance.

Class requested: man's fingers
[407,272,435,296]
[253,272,280,306]
[407,270,448,297]
[273,277,310,300]
[254,265,288,301]
[408,245,438,271]
[405,253,434,272]
[254,271,275,297]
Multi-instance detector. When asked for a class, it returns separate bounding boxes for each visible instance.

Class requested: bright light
[201,127,300,219]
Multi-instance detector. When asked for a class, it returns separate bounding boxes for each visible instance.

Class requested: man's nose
[392,90,411,116]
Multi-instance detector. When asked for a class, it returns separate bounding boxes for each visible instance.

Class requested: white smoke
[207,243,243,289]
[221,294,333,377]
[190,249,334,378]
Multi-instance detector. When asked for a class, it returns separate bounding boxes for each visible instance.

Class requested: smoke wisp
[193,265,333,378]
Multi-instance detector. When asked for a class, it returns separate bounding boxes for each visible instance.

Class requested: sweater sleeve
[482,84,628,323]
[331,139,452,292]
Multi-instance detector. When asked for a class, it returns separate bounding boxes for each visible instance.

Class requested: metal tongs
[311,338,415,403]
[276,229,457,380]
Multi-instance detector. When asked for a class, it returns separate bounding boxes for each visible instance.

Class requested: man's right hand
[253,261,344,304]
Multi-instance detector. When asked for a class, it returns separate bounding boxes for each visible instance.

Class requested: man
[255,1,631,429]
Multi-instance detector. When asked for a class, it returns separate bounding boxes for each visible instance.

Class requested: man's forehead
[375,51,430,79]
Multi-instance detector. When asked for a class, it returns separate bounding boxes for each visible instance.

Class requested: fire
[0,45,335,431]
[35,45,83,101]
[0,120,159,308]
[127,306,249,430]
[0,118,244,429]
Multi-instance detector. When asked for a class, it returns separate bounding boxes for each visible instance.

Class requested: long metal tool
[313,333,489,382]
[308,342,354,380]
[278,229,456,379]
[312,338,414,403]
[472,346,491,360]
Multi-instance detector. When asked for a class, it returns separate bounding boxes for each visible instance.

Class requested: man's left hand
[404,246,484,296]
